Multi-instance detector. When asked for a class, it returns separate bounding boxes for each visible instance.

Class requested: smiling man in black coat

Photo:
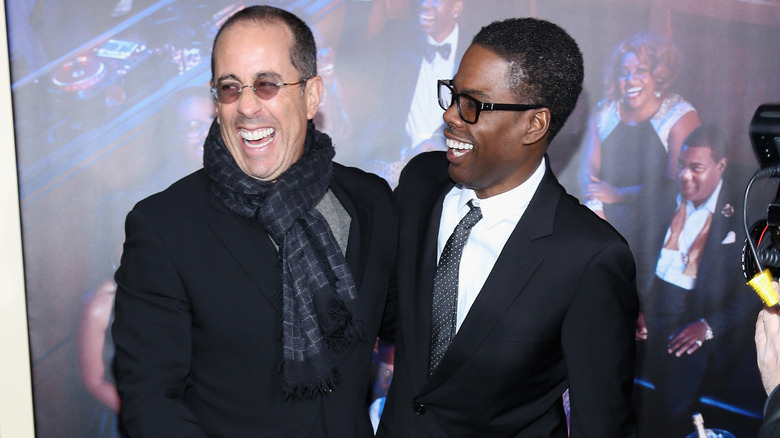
[378,17,639,437]
[112,6,396,437]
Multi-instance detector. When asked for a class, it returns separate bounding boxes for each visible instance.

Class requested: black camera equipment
[743,103,780,306]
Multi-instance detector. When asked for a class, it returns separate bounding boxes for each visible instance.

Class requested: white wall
[0,1,37,436]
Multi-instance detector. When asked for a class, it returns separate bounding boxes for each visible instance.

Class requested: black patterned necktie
[429,200,482,375]
[425,42,452,62]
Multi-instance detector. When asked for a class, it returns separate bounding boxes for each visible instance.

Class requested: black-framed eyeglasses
[211,78,307,104]
[437,79,544,124]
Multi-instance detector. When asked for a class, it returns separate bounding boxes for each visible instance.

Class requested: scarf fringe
[283,368,341,401]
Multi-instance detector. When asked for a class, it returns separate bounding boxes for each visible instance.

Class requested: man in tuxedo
[358,0,470,185]
[756,305,780,438]
[377,18,639,437]
[112,6,396,437]
[401,0,468,151]
[636,125,761,436]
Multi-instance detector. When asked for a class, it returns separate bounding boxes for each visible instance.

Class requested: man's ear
[305,75,324,120]
[523,108,551,145]
[717,157,728,173]
[210,82,221,125]
[452,1,464,19]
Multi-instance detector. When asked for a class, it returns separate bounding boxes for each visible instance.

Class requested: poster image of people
[6,0,780,436]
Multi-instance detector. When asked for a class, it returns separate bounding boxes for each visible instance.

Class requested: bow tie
[425,43,452,62]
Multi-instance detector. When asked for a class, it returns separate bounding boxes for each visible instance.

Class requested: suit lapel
[207,195,282,309]
[424,227,543,390]
[420,167,560,392]
[693,185,738,297]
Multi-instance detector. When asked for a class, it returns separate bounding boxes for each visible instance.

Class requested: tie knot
[425,42,452,62]
[461,200,482,229]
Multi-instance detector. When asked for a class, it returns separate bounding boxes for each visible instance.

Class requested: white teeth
[240,128,274,148]
[241,128,274,141]
[626,87,642,97]
[446,138,473,156]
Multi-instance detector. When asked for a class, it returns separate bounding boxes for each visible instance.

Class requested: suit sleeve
[562,239,639,437]
[760,386,780,438]
[379,256,399,342]
[706,282,759,344]
[112,208,208,438]
[703,244,759,339]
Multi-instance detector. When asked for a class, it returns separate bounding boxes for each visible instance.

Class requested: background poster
[6,0,780,436]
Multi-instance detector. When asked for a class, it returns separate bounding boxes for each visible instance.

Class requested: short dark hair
[682,124,729,162]
[210,5,317,84]
[604,33,682,102]
[471,17,584,142]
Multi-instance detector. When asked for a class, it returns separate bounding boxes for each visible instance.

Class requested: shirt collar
[456,157,546,228]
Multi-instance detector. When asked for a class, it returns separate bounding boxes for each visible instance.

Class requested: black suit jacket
[760,387,780,438]
[112,165,397,437]
[378,152,639,437]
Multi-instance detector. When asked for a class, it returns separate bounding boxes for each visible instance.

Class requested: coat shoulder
[132,170,209,220]
[553,188,633,252]
[397,151,450,190]
[333,162,394,205]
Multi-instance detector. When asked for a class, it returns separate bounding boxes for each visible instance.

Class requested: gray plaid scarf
[203,119,365,400]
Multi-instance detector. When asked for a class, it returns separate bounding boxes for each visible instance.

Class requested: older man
[112,6,396,437]
[379,17,639,437]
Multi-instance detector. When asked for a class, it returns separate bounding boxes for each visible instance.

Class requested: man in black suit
[636,125,761,436]
[112,6,396,437]
[756,305,780,438]
[377,18,639,437]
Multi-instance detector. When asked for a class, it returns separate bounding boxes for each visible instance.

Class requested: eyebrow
[679,161,707,168]
[452,83,491,100]
[215,71,282,83]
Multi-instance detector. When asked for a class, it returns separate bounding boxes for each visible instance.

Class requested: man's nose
[237,86,263,117]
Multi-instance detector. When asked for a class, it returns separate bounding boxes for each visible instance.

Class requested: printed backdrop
[7,0,780,436]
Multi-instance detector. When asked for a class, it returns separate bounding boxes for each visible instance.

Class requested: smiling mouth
[240,128,274,148]
[446,138,473,157]
[625,86,643,98]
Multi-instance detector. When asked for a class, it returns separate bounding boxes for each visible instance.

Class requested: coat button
[414,403,426,415]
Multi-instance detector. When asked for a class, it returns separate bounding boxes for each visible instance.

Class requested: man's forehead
[213,21,295,75]
[681,145,716,162]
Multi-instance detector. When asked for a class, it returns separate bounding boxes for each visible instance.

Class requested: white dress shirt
[655,180,722,290]
[438,158,546,331]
